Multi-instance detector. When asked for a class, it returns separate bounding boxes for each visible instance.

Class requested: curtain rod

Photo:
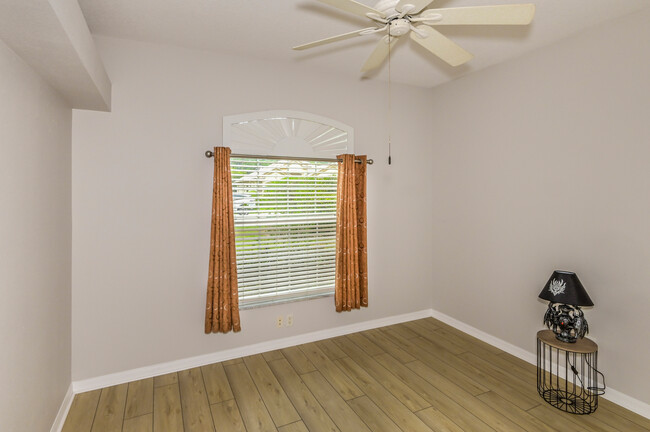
[204,150,373,165]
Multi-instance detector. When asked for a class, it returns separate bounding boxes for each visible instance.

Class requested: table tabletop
[537,329,598,353]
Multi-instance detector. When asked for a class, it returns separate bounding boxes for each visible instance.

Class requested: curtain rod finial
[205,150,214,158]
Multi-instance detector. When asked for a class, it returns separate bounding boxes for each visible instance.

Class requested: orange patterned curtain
[335,154,368,312]
[205,147,241,333]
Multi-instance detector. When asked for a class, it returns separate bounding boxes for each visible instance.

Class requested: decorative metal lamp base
[543,302,589,343]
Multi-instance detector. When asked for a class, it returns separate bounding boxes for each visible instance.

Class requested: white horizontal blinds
[231,157,338,307]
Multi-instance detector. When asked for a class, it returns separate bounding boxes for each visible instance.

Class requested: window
[223,110,353,308]
[231,157,338,308]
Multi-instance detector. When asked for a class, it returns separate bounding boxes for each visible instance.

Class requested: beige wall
[0,40,72,431]
[428,9,650,403]
[71,37,435,380]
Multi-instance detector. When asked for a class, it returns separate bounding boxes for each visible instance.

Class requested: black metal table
[537,329,599,414]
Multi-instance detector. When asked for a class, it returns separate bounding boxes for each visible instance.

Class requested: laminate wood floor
[62,318,650,431]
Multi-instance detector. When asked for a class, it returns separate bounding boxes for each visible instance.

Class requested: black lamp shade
[538,270,594,306]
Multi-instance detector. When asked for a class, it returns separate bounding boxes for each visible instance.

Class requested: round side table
[536,330,600,414]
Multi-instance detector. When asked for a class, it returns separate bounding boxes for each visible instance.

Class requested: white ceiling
[0,0,111,110]
[78,0,649,88]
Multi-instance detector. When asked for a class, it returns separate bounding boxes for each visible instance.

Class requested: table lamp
[539,270,593,343]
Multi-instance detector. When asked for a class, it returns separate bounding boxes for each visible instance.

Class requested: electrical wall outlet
[276,316,283,328]
[286,314,294,327]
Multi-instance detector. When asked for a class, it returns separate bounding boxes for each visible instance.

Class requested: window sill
[239,292,334,310]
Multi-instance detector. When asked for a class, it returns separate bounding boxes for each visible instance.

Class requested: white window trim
[223,110,354,158]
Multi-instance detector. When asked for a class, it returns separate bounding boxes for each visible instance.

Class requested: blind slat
[236,239,335,250]
[238,263,335,279]
[238,252,335,264]
[240,282,335,298]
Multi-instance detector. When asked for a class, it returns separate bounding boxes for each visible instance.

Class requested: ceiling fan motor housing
[389,19,411,36]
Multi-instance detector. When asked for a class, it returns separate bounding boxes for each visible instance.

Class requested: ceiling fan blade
[396,0,436,15]
[410,25,473,66]
[293,27,379,50]
[316,0,386,19]
[421,4,535,25]
[361,35,399,73]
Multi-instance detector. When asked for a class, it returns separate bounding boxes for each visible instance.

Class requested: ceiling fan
[294,0,535,72]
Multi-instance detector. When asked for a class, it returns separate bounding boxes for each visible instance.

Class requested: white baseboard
[600,388,650,420]
[72,308,433,393]
[50,383,74,432]
[429,308,650,420]
[65,306,649,422]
